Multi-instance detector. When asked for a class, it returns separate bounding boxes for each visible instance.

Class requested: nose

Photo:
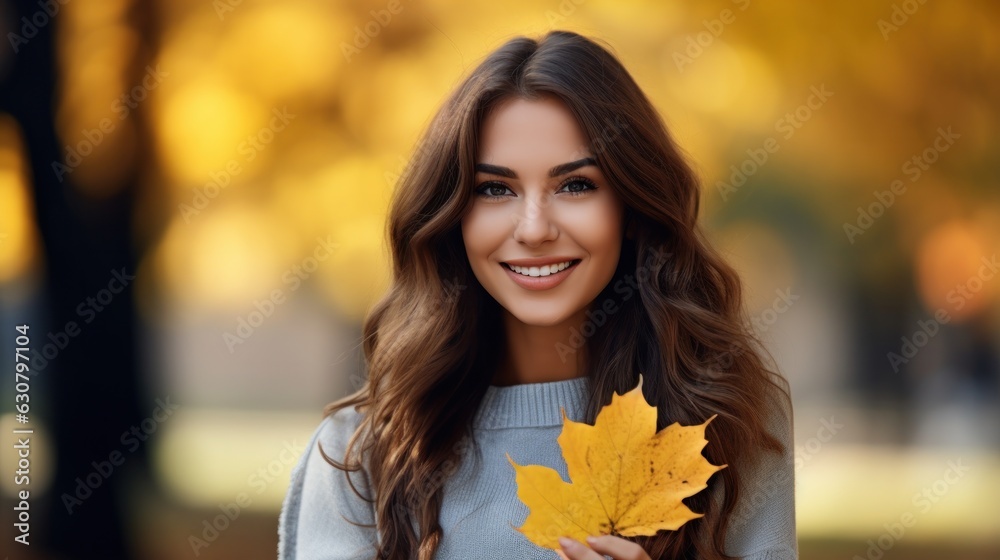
[511,195,558,247]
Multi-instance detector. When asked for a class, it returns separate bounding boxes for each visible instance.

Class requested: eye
[558,176,598,196]
[474,181,515,201]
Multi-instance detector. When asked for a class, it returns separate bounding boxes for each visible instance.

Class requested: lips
[504,259,579,277]
[502,255,581,268]
[500,259,581,290]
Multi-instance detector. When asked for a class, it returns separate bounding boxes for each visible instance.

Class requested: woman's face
[461,95,626,328]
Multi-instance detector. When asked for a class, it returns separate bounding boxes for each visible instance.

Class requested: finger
[584,535,652,560]
[556,550,569,560]
[558,536,604,560]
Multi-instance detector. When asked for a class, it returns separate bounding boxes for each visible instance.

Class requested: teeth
[507,260,574,277]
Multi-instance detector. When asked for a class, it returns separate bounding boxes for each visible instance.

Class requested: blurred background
[0,0,998,558]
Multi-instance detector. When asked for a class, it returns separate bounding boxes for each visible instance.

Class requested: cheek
[461,207,503,264]
[577,202,624,259]
[460,221,479,264]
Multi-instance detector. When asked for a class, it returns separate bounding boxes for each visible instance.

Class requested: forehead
[477,95,591,166]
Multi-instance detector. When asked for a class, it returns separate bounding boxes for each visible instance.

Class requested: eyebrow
[474,157,598,179]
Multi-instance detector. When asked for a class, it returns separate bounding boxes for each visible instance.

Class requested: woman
[278,30,797,560]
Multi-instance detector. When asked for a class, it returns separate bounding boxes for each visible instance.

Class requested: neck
[491,307,589,386]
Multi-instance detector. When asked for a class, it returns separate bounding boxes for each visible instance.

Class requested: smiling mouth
[501,259,581,277]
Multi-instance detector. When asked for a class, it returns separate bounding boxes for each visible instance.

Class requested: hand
[555,535,652,560]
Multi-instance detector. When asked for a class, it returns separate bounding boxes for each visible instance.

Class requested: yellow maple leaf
[505,374,726,550]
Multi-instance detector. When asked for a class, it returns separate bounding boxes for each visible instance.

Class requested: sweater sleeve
[722,387,799,559]
[277,407,380,560]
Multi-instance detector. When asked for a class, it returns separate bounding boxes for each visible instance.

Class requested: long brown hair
[321,29,790,560]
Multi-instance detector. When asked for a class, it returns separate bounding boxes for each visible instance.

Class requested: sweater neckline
[473,375,590,430]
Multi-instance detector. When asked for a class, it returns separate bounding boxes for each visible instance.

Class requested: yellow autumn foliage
[506,374,725,550]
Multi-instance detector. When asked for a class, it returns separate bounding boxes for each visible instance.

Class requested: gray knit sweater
[277,376,798,559]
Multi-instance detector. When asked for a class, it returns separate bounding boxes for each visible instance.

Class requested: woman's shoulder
[315,405,364,441]
[285,403,370,505]
[313,404,367,457]
[718,375,798,558]
[761,374,794,438]
[278,404,376,560]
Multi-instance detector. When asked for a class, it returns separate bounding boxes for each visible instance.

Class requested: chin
[505,305,578,328]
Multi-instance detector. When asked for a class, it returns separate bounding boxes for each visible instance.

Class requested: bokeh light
[2,0,998,558]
